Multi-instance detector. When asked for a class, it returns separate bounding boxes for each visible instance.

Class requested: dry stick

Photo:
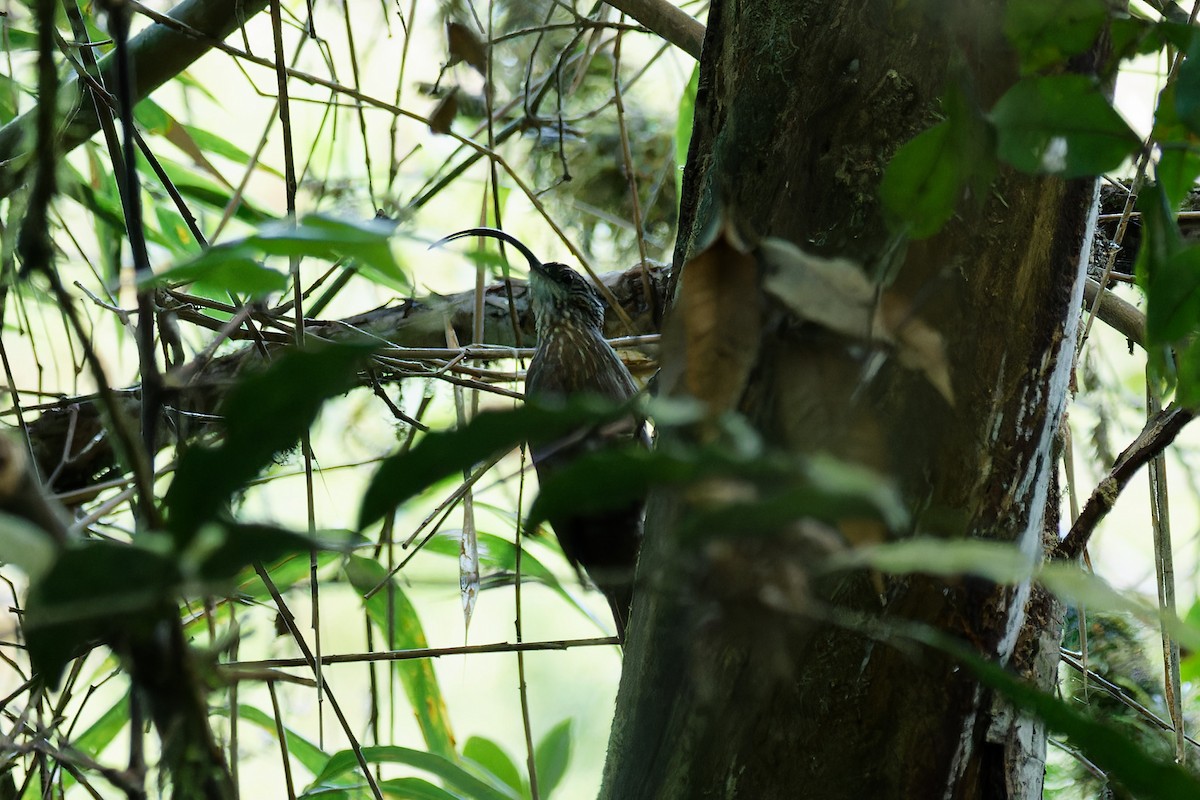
[611,24,657,317]
[254,563,383,800]
[228,636,620,670]
[1147,388,1186,764]
[1060,422,1090,700]
[339,0,376,205]
[266,0,329,762]
[267,681,298,800]
[514,443,541,800]
[1052,405,1195,561]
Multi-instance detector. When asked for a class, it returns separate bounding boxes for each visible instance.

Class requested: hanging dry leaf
[446,22,488,75]
[429,89,458,135]
[661,217,762,417]
[760,237,953,404]
[877,293,954,405]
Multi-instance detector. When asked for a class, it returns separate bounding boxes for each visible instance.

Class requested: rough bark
[603,2,1092,798]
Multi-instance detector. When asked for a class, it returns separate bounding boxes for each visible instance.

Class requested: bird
[433,227,646,642]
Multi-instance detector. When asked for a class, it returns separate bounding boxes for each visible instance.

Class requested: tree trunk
[603,2,1092,797]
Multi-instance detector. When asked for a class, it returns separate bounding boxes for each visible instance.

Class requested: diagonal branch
[1052,404,1194,561]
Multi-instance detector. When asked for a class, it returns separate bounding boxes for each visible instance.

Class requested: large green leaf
[991,75,1139,177]
[1155,84,1200,211]
[165,342,374,542]
[23,540,179,686]
[359,397,635,530]
[1003,0,1108,73]
[529,445,908,541]
[151,214,405,296]
[345,556,456,761]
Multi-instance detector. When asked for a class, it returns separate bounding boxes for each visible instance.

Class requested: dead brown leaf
[662,217,762,418]
[760,237,953,404]
[447,22,488,75]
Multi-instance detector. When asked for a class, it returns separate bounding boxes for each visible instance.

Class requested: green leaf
[1175,37,1200,135]
[990,75,1139,177]
[165,343,375,542]
[144,250,287,296]
[1003,0,1108,73]
[880,78,995,238]
[23,540,179,686]
[463,737,524,796]
[533,719,572,797]
[155,159,273,224]
[1174,337,1200,406]
[1154,85,1200,211]
[308,746,520,800]
[0,510,58,581]
[345,556,456,761]
[823,538,1036,584]
[1144,246,1200,343]
[181,522,338,584]
[529,444,907,540]
[880,122,960,238]
[359,397,635,530]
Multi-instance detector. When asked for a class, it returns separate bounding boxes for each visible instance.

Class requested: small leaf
[534,719,572,797]
[880,122,961,238]
[429,90,459,135]
[447,22,488,73]
[991,75,1139,177]
[463,737,524,795]
[1175,37,1200,135]
[1144,246,1200,343]
[1154,84,1200,211]
[144,250,286,296]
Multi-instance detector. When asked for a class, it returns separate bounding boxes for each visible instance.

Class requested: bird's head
[432,227,605,334]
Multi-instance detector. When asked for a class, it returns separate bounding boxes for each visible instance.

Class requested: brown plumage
[433,227,645,641]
